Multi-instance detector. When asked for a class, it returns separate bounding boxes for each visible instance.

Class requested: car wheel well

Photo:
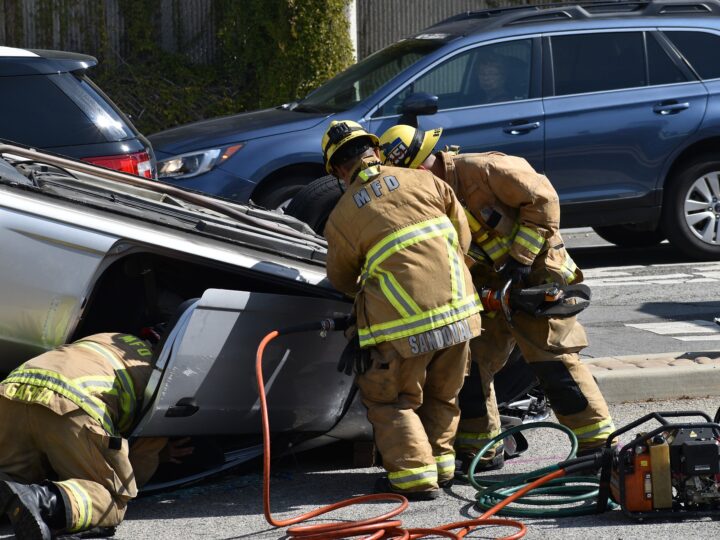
[71,250,326,341]
[661,148,720,260]
[251,163,326,205]
[664,137,720,193]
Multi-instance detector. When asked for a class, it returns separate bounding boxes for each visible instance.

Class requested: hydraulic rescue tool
[479,281,591,324]
[598,411,720,520]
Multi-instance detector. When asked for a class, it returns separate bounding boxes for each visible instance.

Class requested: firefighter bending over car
[378,125,615,473]
[0,332,193,539]
[322,120,483,500]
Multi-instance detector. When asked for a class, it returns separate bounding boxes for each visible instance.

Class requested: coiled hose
[256,321,610,539]
[463,423,614,517]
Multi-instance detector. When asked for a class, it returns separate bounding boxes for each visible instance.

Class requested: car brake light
[82,151,154,179]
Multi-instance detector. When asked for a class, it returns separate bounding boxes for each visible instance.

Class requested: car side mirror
[399,92,438,128]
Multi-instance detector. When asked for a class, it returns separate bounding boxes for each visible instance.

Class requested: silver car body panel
[133,289,352,436]
[0,160,331,370]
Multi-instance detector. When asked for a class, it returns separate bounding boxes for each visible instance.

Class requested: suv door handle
[653,101,690,115]
[165,397,199,417]
[503,121,541,135]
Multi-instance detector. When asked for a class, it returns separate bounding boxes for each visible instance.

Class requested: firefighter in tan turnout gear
[0,332,192,539]
[378,125,615,473]
[322,120,483,500]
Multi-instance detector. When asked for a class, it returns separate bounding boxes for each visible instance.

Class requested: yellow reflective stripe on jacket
[514,225,545,256]
[573,417,615,443]
[358,165,381,183]
[435,454,455,476]
[480,235,511,262]
[560,253,578,283]
[445,221,464,302]
[376,268,421,318]
[455,429,502,451]
[58,480,92,532]
[362,216,454,281]
[388,463,438,490]
[464,209,490,243]
[357,293,481,347]
[75,340,137,433]
[4,368,115,435]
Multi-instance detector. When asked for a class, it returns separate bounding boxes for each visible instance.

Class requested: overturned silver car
[0,143,362,485]
[0,143,541,489]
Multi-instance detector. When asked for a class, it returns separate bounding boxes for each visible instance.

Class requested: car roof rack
[432,1,720,32]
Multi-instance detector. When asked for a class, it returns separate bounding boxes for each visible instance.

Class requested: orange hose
[257,330,564,539]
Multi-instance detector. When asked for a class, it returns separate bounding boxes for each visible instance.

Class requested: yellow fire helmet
[379,125,443,169]
[321,120,379,174]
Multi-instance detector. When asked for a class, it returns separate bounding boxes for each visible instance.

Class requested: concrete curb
[585,352,720,403]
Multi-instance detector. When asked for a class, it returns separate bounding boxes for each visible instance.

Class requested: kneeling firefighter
[322,120,483,500]
[0,332,192,539]
[378,125,615,472]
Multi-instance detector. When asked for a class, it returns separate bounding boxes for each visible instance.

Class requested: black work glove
[337,330,373,376]
[500,257,532,287]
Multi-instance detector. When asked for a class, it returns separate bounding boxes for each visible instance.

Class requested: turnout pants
[457,311,613,460]
[0,398,136,532]
[356,340,470,492]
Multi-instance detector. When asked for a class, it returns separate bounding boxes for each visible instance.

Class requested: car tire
[592,224,665,248]
[252,175,316,211]
[284,175,345,235]
[662,155,720,260]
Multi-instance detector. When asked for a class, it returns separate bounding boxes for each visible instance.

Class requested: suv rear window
[665,30,720,80]
[551,32,646,95]
[0,73,132,148]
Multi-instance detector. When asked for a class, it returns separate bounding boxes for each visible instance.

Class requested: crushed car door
[133,288,353,437]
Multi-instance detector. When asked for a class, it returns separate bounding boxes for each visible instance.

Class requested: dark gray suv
[0,47,155,178]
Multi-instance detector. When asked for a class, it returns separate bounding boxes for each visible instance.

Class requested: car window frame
[367,34,542,122]
[657,26,720,83]
[542,27,697,100]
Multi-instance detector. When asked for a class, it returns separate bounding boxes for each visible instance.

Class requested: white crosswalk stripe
[625,320,720,341]
[583,261,720,287]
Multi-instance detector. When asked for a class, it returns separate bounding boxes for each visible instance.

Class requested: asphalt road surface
[2,397,714,539]
[1,230,719,539]
[565,229,720,359]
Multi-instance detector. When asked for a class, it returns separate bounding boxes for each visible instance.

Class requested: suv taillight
[82,151,154,179]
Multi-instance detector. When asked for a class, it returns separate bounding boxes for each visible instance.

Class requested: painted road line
[626,320,720,334]
[587,277,716,287]
[673,335,720,341]
[582,261,720,278]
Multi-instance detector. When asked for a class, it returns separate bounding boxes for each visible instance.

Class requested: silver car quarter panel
[134,288,353,437]
[0,205,117,370]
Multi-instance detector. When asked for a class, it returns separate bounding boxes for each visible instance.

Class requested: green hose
[463,421,617,517]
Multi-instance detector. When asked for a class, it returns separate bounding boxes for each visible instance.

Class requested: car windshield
[295,39,444,113]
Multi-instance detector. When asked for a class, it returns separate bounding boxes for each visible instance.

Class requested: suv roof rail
[434,1,720,31]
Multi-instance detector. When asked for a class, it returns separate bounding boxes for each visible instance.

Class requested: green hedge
[15,0,354,135]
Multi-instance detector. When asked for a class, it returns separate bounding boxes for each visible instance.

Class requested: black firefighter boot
[0,480,66,540]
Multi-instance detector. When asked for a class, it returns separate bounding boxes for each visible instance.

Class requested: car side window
[0,74,107,147]
[664,30,720,80]
[647,33,687,86]
[551,32,646,96]
[376,39,532,117]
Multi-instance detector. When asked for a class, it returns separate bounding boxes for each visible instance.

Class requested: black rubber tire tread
[662,154,720,260]
[284,174,345,235]
[252,175,314,210]
[592,224,665,248]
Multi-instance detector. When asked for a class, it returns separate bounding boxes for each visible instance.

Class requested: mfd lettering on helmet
[353,175,400,208]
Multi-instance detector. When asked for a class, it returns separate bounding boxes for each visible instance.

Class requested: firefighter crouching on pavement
[378,125,615,473]
[0,332,193,540]
[322,120,483,500]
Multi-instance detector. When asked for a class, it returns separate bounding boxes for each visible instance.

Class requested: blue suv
[150,1,720,259]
